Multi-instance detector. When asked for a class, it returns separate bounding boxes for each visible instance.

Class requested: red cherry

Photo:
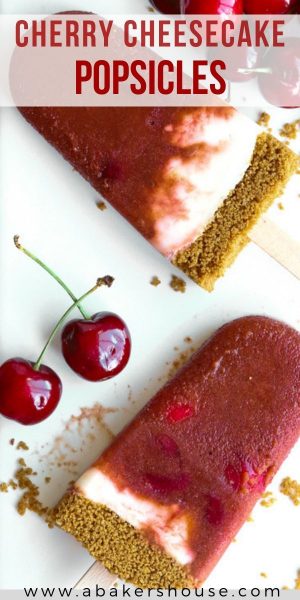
[181,0,243,15]
[205,495,224,526]
[0,358,62,425]
[225,461,270,494]
[145,472,190,494]
[208,45,261,82]
[151,0,181,13]
[156,433,180,456]
[166,402,194,423]
[244,0,294,13]
[258,38,300,108]
[61,312,131,381]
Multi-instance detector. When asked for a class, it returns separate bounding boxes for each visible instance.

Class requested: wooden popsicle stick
[249,217,300,281]
[74,561,117,590]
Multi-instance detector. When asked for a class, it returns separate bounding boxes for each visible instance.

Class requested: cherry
[258,38,300,108]
[167,402,194,423]
[145,472,190,494]
[244,0,294,13]
[151,0,181,13]
[62,312,131,381]
[0,237,116,425]
[225,461,271,494]
[156,433,180,456]
[14,236,130,383]
[205,495,224,526]
[208,45,261,82]
[181,0,243,15]
[0,359,62,425]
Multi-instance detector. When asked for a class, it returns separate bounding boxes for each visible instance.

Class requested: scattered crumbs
[9,438,15,446]
[260,490,277,508]
[257,112,271,128]
[280,476,300,506]
[246,515,254,522]
[278,202,284,211]
[280,120,300,141]
[13,460,55,527]
[168,347,195,380]
[0,482,8,493]
[260,573,268,579]
[184,336,192,344]
[170,274,186,293]
[282,586,289,590]
[147,4,155,11]
[16,441,29,451]
[44,477,51,484]
[96,200,107,211]
[18,458,26,467]
[232,538,237,543]
[150,275,161,287]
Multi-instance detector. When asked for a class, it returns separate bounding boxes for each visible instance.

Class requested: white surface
[1,0,300,592]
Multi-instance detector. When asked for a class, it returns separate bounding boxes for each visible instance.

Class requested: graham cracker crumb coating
[55,492,193,588]
[173,133,298,291]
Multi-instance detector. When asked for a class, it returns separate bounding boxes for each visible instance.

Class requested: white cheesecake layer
[151,110,258,258]
[77,467,194,566]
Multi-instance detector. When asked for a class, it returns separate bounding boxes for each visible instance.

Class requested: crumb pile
[169,274,186,293]
[96,200,107,211]
[280,477,300,506]
[150,275,161,286]
[257,112,271,129]
[280,120,300,141]
[260,491,277,508]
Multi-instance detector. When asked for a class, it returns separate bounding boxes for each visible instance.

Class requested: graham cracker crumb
[257,112,271,128]
[184,336,192,343]
[150,275,161,287]
[280,477,300,506]
[9,438,15,446]
[16,441,29,451]
[170,274,186,293]
[96,200,107,211]
[260,491,277,508]
[280,120,300,140]
[168,347,195,380]
[260,573,268,578]
[174,133,298,291]
[45,477,51,484]
[278,202,284,211]
[0,483,9,493]
[55,493,192,588]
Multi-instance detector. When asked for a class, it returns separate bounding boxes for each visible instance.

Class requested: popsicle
[55,316,300,588]
[18,106,298,290]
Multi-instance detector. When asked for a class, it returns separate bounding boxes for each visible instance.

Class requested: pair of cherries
[0,237,131,426]
[152,0,298,15]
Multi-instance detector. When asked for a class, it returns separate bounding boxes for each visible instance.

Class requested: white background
[0,0,300,591]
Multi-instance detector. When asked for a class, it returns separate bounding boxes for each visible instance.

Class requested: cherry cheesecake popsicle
[19,106,298,290]
[55,316,300,588]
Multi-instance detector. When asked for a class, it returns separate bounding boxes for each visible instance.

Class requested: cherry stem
[33,276,114,371]
[14,235,90,320]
